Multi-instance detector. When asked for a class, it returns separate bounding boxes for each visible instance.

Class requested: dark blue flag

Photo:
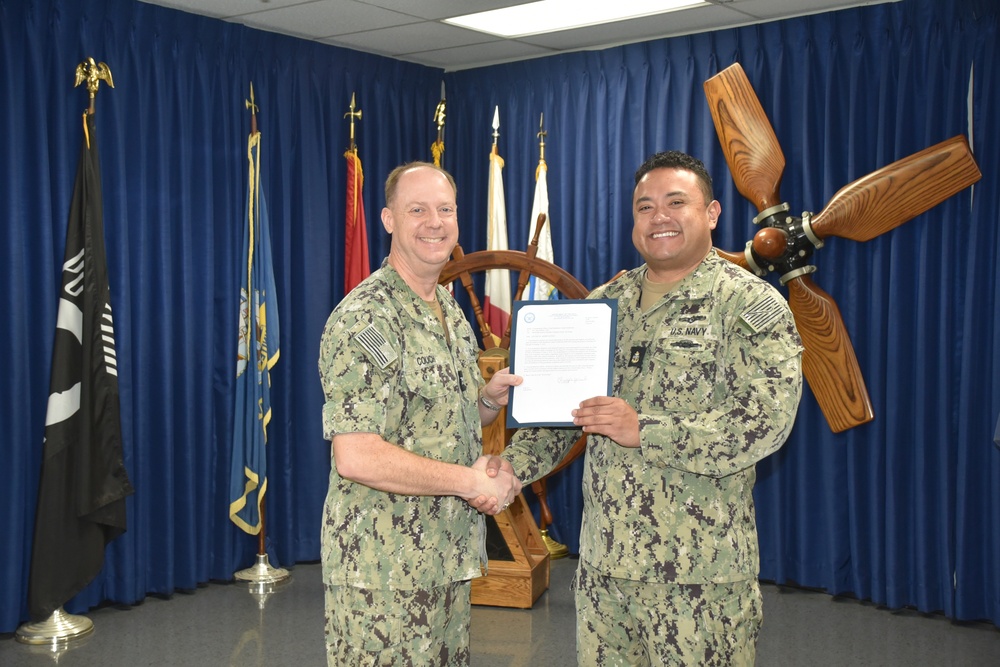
[229,127,280,534]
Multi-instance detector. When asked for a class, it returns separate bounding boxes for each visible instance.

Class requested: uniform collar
[379,258,460,329]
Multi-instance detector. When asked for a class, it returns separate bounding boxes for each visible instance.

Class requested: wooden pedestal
[471,353,550,608]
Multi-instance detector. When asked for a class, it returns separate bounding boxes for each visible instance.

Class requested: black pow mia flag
[27,112,134,622]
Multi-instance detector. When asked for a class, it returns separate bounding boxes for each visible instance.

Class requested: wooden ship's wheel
[440,216,588,608]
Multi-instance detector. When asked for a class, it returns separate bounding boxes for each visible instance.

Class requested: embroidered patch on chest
[353,323,399,369]
[740,294,785,333]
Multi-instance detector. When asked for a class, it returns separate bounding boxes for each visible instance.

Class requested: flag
[230,126,280,535]
[527,157,557,300]
[344,148,370,293]
[484,124,511,338]
[27,112,134,621]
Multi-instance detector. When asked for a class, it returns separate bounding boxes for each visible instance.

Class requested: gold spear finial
[345,92,362,151]
[435,80,447,130]
[431,82,447,167]
[245,82,259,115]
[434,99,447,130]
[245,82,259,134]
[492,106,500,150]
[74,57,113,115]
[537,112,547,164]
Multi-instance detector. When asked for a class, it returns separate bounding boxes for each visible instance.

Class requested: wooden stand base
[471,353,550,608]
[471,494,550,608]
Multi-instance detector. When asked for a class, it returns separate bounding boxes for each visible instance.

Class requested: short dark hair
[634,150,714,202]
[384,162,457,206]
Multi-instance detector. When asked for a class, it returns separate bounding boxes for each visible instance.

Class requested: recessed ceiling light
[444,0,708,38]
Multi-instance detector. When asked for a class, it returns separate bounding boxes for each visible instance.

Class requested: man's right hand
[463,455,520,514]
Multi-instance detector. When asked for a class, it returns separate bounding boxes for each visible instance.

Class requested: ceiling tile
[239,0,419,38]
[138,0,900,71]
[324,21,498,56]
[403,41,557,71]
[519,4,749,50]
[720,0,899,21]
[357,0,535,22]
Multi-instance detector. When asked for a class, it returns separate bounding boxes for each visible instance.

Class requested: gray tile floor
[2,557,998,666]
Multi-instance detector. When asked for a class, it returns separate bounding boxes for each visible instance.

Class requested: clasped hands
[464,455,520,515]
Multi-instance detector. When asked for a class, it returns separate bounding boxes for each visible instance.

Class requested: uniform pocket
[403,357,455,400]
[648,340,720,413]
[341,606,403,652]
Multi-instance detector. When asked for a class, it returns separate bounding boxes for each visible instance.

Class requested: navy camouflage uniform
[504,250,803,666]
[318,259,487,666]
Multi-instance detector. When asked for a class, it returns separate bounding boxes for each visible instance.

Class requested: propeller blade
[714,247,752,272]
[704,63,786,211]
[786,273,874,433]
[810,135,982,242]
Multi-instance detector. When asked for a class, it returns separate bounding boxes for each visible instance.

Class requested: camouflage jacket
[504,250,803,583]
[318,260,486,590]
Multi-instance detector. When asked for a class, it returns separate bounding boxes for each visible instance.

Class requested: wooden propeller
[704,62,982,432]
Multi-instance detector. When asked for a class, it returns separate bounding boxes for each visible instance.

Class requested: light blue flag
[230,128,280,534]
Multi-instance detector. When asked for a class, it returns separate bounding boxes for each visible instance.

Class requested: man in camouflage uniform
[501,151,803,666]
[318,162,522,666]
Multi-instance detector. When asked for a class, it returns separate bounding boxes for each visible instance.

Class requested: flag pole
[537,112,546,167]
[16,57,118,648]
[233,83,289,587]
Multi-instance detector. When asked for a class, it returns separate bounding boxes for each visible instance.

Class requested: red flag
[344,149,370,293]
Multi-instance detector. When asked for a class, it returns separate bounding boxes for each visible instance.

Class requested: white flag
[527,158,556,300]
[484,108,511,339]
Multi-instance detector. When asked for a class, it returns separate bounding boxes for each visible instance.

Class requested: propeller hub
[753,227,787,259]
[748,204,821,278]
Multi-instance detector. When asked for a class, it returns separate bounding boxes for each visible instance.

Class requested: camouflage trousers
[574,561,762,666]
[324,580,472,666]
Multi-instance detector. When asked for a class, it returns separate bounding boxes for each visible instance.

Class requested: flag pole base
[15,607,95,646]
[540,529,570,559]
[234,553,290,585]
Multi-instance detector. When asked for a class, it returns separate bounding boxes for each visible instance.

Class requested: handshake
[463,455,521,515]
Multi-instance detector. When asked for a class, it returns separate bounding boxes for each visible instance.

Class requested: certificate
[507,299,618,428]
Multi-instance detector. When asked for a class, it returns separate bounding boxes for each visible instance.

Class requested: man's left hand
[573,396,641,448]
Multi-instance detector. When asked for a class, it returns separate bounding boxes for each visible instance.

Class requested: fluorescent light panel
[444,0,709,38]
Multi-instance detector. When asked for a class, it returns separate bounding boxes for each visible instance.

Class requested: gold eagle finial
[74,58,114,114]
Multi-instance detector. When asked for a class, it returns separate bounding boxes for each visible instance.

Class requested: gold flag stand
[15,607,94,647]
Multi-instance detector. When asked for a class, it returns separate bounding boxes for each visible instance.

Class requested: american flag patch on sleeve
[353,323,399,369]
[740,294,785,333]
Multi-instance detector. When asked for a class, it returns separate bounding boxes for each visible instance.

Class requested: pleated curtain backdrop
[2,0,998,633]
[444,0,1000,624]
[1,0,439,632]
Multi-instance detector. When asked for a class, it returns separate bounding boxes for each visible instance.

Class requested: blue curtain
[3,0,998,633]
[1,0,439,632]
[444,0,999,624]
